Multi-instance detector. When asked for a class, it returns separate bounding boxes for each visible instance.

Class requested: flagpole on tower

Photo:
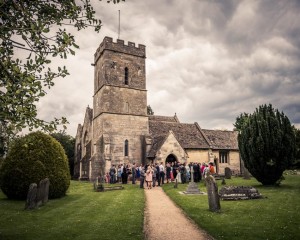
[118,10,120,39]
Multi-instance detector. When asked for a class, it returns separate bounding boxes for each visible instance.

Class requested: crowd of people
[104,161,216,189]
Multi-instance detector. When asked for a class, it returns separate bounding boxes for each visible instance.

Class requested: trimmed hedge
[0,131,71,199]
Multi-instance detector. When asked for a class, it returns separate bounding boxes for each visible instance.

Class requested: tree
[51,131,75,177]
[147,105,154,115]
[0,0,124,154]
[0,131,70,199]
[292,126,300,169]
[233,112,249,132]
[236,104,295,185]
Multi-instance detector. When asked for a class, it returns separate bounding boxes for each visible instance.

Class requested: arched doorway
[166,154,177,164]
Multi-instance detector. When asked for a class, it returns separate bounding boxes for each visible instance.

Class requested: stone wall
[154,132,187,163]
[93,86,147,118]
[186,149,210,163]
[94,40,146,93]
[210,150,240,174]
[93,113,149,165]
[217,150,240,174]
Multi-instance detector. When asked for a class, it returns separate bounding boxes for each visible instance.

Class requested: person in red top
[209,162,215,174]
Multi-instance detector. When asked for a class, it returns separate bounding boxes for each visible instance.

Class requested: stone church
[74,37,241,181]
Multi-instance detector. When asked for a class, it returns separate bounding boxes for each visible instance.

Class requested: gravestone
[25,178,50,210]
[221,178,226,185]
[174,179,178,188]
[25,183,37,210]
[183,166,201,194]
[224,167,232,179]
[219,186,263,200]
[243,169,251,180]
[42,178,50,204]
[205,174,221,212]
[36,178,50,207]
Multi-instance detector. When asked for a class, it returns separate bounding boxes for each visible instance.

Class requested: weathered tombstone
[36,178,49,207]
[205,174,221,212]
[221,178,226,185]
[25,183,37,210]
[243,169,251,180]
[174,179,178,188]
[42,178,50,204]
[224,167,232,179]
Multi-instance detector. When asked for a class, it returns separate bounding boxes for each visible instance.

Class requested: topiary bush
[0,131,71,199]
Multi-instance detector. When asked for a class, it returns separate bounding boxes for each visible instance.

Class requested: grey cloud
[32,0,300,136]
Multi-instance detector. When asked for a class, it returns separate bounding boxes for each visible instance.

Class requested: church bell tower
[91,37,149,176]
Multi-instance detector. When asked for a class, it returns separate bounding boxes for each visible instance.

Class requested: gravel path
[143,186,214,240]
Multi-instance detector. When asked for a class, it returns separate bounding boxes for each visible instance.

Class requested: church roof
[148,115,239,158]
[148,115,179,123]
[201,129,239,150]
[147,135,167,158]
[149,119,210,149]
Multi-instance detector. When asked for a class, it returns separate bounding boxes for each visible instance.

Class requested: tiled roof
[201,129,239,150]
[147,135,166,158]
[149,120,210,149]
[148,115,178,123]
[148,115,239,157]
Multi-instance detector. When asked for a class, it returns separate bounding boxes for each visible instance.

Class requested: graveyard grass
[163,173,300,240]
[0,181,144,240]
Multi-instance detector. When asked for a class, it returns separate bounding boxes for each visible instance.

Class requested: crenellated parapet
[94,36,146,63]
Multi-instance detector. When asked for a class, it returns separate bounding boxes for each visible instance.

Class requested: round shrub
[0,131,71,199]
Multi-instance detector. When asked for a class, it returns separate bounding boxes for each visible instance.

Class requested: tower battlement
[94,36,146,62]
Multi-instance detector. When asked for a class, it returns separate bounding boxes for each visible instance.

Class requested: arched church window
[124,139,129,156]
[125,67,129,85]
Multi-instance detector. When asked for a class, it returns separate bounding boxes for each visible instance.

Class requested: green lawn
[1,176,299,240]
[0,181,145,240]
[162,174,300,240]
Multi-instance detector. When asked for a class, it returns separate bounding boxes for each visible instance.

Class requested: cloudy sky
[36,0,300,137]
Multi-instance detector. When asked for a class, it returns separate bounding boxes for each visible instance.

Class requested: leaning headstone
[224,167,232,179]
[25,183,37,210]
[205,175,221,212]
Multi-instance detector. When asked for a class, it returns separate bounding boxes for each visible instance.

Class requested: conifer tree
[237,104,295,185]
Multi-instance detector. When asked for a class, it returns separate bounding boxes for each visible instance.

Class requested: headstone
[224,167,232,179]
[174,179,178,188]
[205,175,221,212]
[36,178,50,207]
[243,169,251,180]
[42,178,50,204]
[221,178,226,185]
[25,183,37,210]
